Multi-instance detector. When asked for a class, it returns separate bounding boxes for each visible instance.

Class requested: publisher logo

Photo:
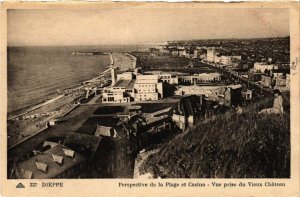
[16,183,25,188]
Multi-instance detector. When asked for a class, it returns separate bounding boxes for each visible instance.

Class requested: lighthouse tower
[110,53,117,86]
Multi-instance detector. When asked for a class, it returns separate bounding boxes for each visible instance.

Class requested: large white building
[207,47,219,63]
[178,73,221,84]
[102,71,165,103]
[144,71,179,84]
[254,62,278,73]
[102,80,135,103]
[134,75,163,101]
[175,85,221,99]
[220,56,242,66]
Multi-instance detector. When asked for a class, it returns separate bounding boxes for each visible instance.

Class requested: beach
[7,46,138,147]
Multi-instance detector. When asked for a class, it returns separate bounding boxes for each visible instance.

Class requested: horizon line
[7,36,290,47]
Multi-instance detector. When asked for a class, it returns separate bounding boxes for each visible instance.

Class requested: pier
[72,51,105,56]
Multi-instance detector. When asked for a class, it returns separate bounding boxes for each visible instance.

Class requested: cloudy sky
[8,7,289,46]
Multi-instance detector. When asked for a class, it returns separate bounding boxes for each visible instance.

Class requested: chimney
[111,68,116,86]
[110,53,117,86]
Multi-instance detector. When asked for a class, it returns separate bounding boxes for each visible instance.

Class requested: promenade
[7,52,136,148]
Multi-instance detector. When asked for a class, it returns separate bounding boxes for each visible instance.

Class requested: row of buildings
[12,109,176,179]
[150,45,207,60]
[102,62,248,108]
[206,47,242,67]
[154,37,289,67]
[13,94,215,178]
[150,45,242,67]
[204,48,290,91]
[101,68,222,103]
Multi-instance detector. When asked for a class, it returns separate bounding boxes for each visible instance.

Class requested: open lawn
[136,54,190,69]
[133,53,217,73]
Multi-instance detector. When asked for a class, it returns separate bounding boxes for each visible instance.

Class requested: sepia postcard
[0,1,299,196]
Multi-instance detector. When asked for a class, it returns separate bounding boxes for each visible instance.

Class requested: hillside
[139,93,290,178]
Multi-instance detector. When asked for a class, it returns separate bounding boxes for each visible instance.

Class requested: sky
[7,8,290,46]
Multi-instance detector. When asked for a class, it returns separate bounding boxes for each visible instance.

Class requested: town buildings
[178,73,221,84]
[218,84,243,107]
[175,85,220,99]
[144,71,181,84]
[102,71,164,103]
[15,144,86,179]
[94,122,139,177]
[207,47,219,63]
[220,56,242,67]
[261,75,272,88]
[253,62,279,73]
[172,95,205,131]
[101,80,135,103]
[134,75,164,101]
[94,110,175,177]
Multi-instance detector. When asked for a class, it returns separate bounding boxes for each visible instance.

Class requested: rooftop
[113,79,135,89]
[64,133,102,157]
[17,144,86,179]
[146,115,170,125]
[228,84,243,89]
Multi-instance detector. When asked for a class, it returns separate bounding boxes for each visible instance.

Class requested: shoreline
[8,59,112,121]
[7,52,137,147]
[7,53,136,120]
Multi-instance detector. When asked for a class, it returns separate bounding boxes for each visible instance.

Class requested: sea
[7,45,152,115]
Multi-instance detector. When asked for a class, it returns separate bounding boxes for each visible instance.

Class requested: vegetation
[139,93,290,178]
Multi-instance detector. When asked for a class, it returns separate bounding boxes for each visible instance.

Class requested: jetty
[72,51,105,56]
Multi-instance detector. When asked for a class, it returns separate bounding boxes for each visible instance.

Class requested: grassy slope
[140,93,290,178]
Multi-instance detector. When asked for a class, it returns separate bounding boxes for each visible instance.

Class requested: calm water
[7,45,151,114]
